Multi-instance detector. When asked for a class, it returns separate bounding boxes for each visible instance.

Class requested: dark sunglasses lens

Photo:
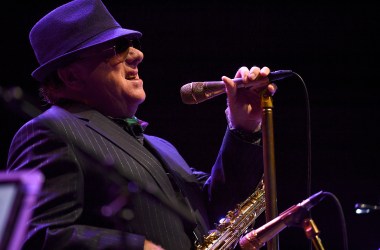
[115,39,141,53]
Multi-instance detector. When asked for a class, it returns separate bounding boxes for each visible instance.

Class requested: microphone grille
[180,82,204,104]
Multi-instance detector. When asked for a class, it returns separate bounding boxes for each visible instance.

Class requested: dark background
[1,1,379,249]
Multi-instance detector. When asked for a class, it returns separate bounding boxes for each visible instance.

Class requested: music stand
[0,171,44,250]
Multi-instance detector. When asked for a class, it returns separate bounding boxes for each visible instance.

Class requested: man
[7,0,276,249]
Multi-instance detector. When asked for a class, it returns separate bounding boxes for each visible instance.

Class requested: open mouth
[125,74,137,80]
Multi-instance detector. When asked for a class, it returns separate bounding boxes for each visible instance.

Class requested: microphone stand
[260,90,279,250]
[303,218,325,250]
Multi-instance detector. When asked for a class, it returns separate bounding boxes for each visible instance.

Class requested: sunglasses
[112,38,141,54]
[78,38,141,60]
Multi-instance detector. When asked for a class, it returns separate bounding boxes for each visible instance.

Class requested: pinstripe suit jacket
[7,104,264,250]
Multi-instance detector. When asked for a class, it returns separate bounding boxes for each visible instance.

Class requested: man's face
[67,39,145,118]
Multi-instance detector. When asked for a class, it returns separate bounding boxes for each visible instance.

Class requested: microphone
[180,70,293,104]
[355,203,380,214]
[240,191,327,249]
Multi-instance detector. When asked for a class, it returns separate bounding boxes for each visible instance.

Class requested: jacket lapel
[71,108,177,199]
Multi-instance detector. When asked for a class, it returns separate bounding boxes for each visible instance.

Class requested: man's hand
[223,66,277,132]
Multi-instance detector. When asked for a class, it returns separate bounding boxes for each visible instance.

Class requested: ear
[57,65,83,90]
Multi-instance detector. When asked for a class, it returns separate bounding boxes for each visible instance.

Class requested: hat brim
[32,27,142,82]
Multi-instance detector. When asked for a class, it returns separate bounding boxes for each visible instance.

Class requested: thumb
[222,76,237,99]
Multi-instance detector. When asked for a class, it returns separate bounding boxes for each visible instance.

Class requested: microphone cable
[291,72,349,250]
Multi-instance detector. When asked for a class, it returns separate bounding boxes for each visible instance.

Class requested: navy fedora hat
[30,0,142,82]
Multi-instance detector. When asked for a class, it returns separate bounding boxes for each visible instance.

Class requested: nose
[126,47,143,67]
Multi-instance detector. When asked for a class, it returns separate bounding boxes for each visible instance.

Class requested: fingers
[259,66,270,77]
[223,66,276,98]
[237,66,270,83]
[234,66,250,79]
[235,66,260,82]
[267,83,277,95]
[222,75,237,99]
[247,66,261,82]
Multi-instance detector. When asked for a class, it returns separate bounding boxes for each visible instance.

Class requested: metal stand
[261,91,279,250]
[303,218,326,250]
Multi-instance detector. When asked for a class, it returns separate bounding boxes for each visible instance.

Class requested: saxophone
[195,178,265,250]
